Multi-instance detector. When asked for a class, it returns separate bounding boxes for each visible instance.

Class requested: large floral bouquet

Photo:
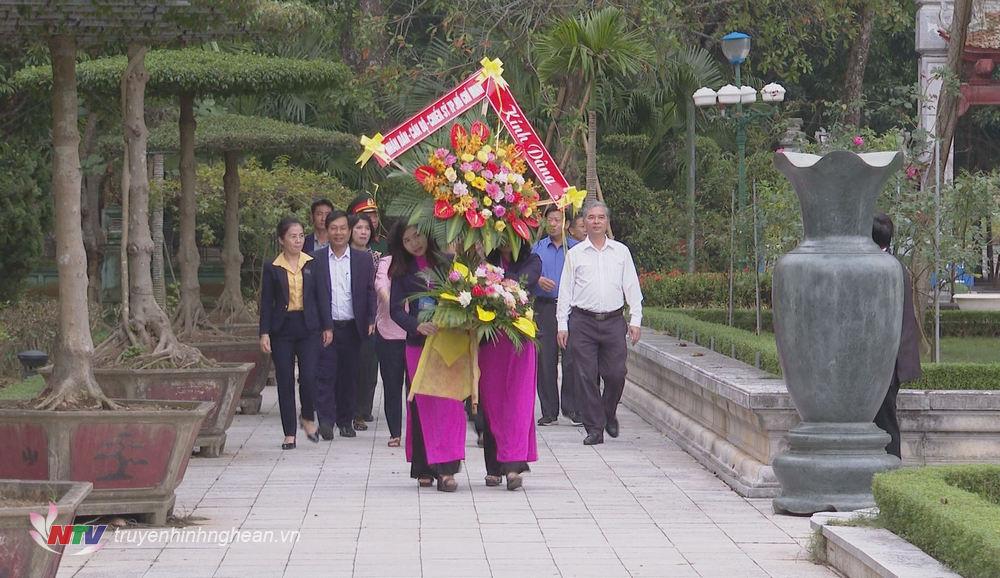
[404,120,542,257]
[416,260,537,350]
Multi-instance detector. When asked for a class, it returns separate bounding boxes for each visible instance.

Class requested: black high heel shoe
[281,440,296,450]
[300,418,320,443]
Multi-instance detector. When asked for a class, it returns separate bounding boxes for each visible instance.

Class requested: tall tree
[935,0,974,175]
[535,6,655,198]
[842,3,876,127]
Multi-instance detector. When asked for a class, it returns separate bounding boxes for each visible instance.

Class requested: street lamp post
[692,31,786,243]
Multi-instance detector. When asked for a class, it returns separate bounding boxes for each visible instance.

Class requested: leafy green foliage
[874,466,1000,578]
[159,157,354,281]
[639,273,772,309]
[644,308,1000,390]
[143,112,358,153]
[0,141,50,300]
[0,297,105,379]
[598,156,685,272]
[13,47,350,97]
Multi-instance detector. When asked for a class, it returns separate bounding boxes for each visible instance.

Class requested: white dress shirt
[556,236,643,331]
[328,247,354,321]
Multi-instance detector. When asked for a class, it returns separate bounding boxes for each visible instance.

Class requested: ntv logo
[28,503,106,555]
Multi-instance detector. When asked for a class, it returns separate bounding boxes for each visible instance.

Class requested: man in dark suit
[312,210,377,439]
[303,198,334,255]
[872,213,922,458]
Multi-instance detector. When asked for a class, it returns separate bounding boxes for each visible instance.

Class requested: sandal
[387,437,401,447]
[437,475,458,492]
[300,418,320,443]
[484,475,501,487]
[417,476,434,488]
[506,472,523,491]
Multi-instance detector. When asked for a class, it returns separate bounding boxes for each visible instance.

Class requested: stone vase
[771,150,904,515]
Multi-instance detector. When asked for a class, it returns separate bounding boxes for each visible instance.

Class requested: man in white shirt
[557,201,643,445]
[312,210,377,440]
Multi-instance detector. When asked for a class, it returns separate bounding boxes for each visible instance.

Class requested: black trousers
[375,333,406,438]
[535,299,578,419]
[316,322,362,427]
[355,335,379,420]
[408,399,461,479]
[874,376,901,458]
[269,312,319,437]
[480,395,529,477]
[568,311,628,436]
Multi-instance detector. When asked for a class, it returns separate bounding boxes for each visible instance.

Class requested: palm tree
[535,6,655,199]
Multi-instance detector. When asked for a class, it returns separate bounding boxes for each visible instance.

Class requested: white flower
[458,291,472,307]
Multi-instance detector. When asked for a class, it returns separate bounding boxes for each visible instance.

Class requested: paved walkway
[58,384,836,578]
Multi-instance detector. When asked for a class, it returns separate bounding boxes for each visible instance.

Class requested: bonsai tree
[0,0,250,408]
[15,48,350,336]
[144,112,357,323]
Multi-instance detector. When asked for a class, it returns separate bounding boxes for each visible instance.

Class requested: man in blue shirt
[533,205,580,426]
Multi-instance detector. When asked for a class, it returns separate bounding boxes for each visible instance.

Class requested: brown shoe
[506,472,523,491]
[353,418,369,431]
[417,476,434,488]
[387,437,401,447]
[484,475,502,487]
[437,475,458,492]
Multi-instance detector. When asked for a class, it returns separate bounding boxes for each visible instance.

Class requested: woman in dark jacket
[388,224,465,492]
[260,217,331,449]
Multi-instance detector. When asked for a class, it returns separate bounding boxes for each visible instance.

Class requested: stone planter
[771,151,904,514]
[91,363,252,457]
[191,340,271,415]
[954,293,1000,311]
[0,400,211,524]
[0,479,92,578]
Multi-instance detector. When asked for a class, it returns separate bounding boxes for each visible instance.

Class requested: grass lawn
[0,374,45,400]
[940,337,1000,364]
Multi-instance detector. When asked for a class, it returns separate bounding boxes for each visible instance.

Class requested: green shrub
[0,297,106,380]
[873,466,1000,578]
[655,308,1000,339]
[642,309,781,373]
[929,310,1000,338]
[0,141,51,301]
[640,273,772,309]
[643,308,1000,390]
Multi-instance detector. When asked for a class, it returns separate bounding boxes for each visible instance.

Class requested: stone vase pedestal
[771,150,904,515]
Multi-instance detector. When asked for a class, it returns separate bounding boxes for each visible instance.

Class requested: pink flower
[448,270,462,282]
[906,165,920,181]
[485,182,501,198]
[471,162,483,171]
[493,205,506,218]
[852,136,864,147]
[482,170,494,180]
[460,162,474,172]
[435,148,448,159]
[445,154,457,165]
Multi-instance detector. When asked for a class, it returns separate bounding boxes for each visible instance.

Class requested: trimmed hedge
[664,307,1000,339]
[643,309,781,374]
[144,113,357,154]
[642,309,1000,390]
[873,466,1000,578]
[640,272,772,309]
[14,48,350,97]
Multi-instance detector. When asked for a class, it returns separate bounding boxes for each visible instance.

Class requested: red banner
[486,82,569,199]
[376,73,489,166]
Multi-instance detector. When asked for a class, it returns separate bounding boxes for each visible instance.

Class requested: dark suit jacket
[487,251,542,294]
[311,246,377,338]
[259,257,323,336]
[389,255,453,347]
[895,261,922,384]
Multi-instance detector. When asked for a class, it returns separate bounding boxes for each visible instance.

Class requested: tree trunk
[935,0,974,174]
[172,93,208,337]
[80,110,105,306]
[96,44,201,369]
[842,3,875,127]
[687,99,697,273]
[37,35,114,410]
[585,109,598,202]
[211,151,251,324]
[150,153,166,308]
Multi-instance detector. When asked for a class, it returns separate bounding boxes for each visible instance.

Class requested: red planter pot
[191,340,271,415]
[0,479,92,578]
[90,363,253,457]
[0,401,211,524]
